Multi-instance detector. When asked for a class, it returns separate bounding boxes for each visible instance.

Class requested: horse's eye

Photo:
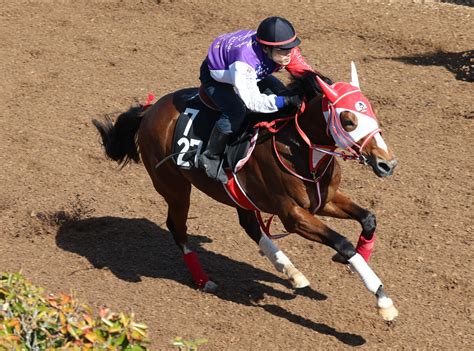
[341,114,357,132]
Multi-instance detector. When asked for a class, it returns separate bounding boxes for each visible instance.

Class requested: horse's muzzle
[368,156,398,177]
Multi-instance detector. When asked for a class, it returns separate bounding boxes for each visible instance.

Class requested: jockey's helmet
[256,16,301,50]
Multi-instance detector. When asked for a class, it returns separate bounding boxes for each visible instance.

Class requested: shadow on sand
[55,215,365,346]
[390,49,472,82]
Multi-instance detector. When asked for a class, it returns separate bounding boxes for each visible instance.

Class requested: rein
[250,101,332,236]
[255,100,360,184]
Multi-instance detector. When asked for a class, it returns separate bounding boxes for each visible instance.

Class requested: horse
[92,62,399,321]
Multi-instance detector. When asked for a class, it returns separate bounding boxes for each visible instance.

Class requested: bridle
[320,99,382,165]
[295,100,372,165]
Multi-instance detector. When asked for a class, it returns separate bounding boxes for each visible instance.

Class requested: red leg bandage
[183,252,209,288]
[356,233,376,262]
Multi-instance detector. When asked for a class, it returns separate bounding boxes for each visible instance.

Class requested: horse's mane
[286,71,333,101]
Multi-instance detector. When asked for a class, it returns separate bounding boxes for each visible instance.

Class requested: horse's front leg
[237,208,309,289]
[280,204,398,321]
[318,190,377,262]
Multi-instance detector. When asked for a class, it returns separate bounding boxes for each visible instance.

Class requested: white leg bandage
[348,253,382,294]
[258,234,292,273]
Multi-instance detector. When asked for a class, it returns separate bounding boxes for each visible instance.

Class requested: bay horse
[93,62,399,321]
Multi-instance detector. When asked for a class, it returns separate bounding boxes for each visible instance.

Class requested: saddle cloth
[171,88,260,173]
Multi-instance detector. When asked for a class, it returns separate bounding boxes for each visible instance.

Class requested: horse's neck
[270,98,334,178]
[298,98,333,147]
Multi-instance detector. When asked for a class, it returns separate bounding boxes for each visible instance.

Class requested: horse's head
[316,63,397,177]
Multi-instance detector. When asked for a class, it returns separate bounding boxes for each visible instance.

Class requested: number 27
[176,108,203,167]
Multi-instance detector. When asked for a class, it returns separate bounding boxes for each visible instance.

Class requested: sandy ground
[1,0,473,349]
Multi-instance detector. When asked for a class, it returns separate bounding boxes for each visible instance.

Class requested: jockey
[198,16,318,183]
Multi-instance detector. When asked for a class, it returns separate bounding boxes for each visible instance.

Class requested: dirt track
[1,1,473,349]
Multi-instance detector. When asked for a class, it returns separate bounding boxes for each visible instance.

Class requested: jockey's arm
[229,61,282,113]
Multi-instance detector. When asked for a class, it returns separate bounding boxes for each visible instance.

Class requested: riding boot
[199,125,230,183]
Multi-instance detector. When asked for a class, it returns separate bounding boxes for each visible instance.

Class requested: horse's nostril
[377,161,391,173]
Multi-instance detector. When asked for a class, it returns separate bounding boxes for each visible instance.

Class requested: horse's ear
[350,61,360,88]
[316,76,338,102]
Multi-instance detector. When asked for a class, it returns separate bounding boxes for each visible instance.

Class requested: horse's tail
[92,105,143,168]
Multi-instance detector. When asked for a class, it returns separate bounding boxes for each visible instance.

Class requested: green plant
[0,272,148,350]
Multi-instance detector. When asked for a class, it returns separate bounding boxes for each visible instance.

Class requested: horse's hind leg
[146,164,217,291]
[237,208,309,288]
[319,190,377,262]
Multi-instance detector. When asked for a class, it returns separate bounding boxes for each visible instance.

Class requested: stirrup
[201,154,227,184]
[215,162,228,184]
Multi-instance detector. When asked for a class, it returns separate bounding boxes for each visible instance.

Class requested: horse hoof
[203,280,218,293]
[379,305,399,321]
[332,253,348,264]
[377,297,399,321]
[291,272,310,289]
[285,265,310,288]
